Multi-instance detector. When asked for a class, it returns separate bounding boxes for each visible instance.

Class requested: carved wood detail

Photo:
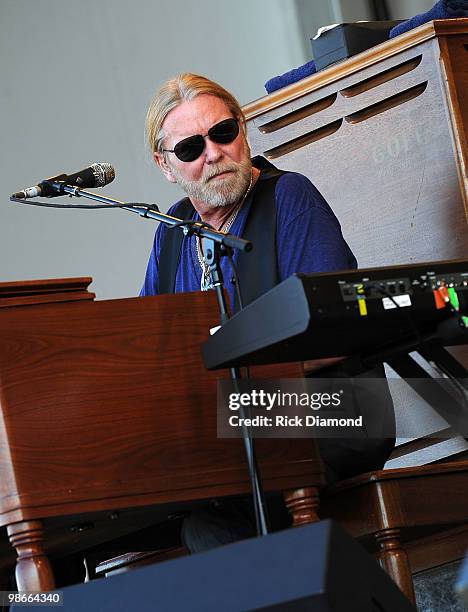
[283,487,320,526]
[7,521,55,592]
[376,527,416,605]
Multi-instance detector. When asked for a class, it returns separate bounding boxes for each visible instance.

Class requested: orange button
[433,289,446,310]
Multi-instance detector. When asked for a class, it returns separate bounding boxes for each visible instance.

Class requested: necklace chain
[196,171,254,291]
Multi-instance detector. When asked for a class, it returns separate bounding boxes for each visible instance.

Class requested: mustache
[202,163,239,182]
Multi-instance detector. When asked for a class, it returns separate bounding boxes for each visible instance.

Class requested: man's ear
[237,114,247,134]
[153,151,177,183]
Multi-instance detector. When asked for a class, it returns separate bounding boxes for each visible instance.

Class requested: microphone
[12,163,115,199]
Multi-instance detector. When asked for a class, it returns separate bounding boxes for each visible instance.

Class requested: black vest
[157,157,287,310]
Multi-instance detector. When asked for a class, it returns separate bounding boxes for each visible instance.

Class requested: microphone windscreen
[66,163,115,188]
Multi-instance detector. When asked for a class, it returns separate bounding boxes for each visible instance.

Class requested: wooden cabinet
[243,19,468,467]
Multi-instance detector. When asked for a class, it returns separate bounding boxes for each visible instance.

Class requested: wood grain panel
[0,292,319,526]
[0,278,94,308]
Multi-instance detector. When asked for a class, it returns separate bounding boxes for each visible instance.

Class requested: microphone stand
[201,235,269,536]
[33,181,269,537]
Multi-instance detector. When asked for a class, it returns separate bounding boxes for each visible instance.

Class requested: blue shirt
[140,170,357,307]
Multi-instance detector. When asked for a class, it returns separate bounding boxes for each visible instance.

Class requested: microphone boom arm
[42,181,252,253]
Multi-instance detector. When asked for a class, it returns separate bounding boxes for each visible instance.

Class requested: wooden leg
[7,520,55,592]
[375,527,416,605]
[283,487,320,526]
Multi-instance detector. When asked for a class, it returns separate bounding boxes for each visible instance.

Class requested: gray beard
[170,146,253,209]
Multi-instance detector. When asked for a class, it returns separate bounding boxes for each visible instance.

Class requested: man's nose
[204,137,223,163]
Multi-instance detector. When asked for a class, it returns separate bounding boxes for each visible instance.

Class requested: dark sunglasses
[163,118,240,162]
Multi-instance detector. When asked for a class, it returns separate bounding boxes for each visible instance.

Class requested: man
[141,73,395,552]
[141,73,356,304]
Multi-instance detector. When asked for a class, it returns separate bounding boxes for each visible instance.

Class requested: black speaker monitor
[21,520,417,612]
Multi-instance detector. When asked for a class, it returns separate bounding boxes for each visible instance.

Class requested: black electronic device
[311,20,402,71]
[202,259,468,370]
[16,522,416,612]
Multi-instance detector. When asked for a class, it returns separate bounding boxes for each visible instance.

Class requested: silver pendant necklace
[196,171,254,291]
